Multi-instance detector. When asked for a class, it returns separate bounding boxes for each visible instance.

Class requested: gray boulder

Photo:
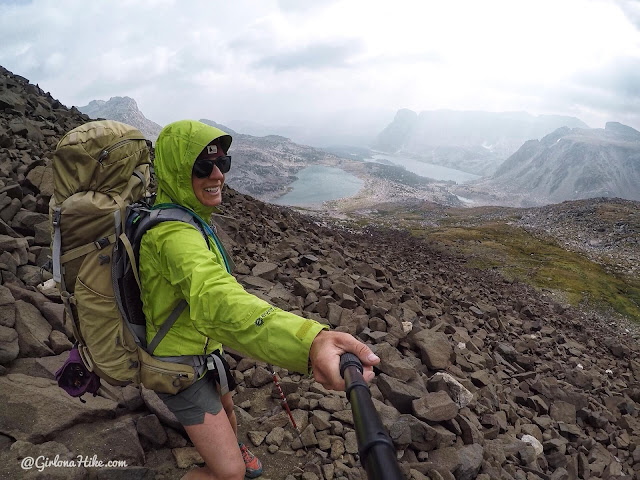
[0,325,19,363]
[413,330,453,370]
[14,300,53,357]
[412,391,459,422]
[377,373,426,414]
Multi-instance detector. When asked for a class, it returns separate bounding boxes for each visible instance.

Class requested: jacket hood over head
[154,120,232,218]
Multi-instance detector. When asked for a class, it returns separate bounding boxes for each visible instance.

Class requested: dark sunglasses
[192,155,232,178]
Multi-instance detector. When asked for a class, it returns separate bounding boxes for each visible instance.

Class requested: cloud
[252,41,363,71]
[573,58,640,111]
[614,0,640,29]
[275,0,339,13]
[1,0,639,137]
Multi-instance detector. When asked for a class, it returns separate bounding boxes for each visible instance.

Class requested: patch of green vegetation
[417,223,640,321]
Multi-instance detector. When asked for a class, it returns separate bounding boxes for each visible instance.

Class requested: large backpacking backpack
[49,120,228,396]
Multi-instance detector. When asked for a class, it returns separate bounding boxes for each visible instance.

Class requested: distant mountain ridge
[199,119,238,136]
[78,96,163,142]
[374,109,588,175]
[482,122,640,205]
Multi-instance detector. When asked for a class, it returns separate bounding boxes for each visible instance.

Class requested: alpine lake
[273,155,480,207]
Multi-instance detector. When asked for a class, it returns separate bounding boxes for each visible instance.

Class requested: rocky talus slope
[0,65,639,480]
[516,198,640,277]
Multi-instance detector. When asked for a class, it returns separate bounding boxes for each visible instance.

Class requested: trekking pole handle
[340,353,405,480]
[340,352,363,377]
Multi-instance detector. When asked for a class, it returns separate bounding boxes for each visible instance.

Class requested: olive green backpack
[50,120,219,395]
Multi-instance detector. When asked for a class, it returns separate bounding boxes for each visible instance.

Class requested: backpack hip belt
[156,351,231,395]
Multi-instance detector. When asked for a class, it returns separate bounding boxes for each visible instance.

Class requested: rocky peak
[78,95,162,143]
[539,126,572,147]
[394,108,419,123]
[372,108,418,153]
[484,123,640,205]
[605,121,640,139]
[83,99,106,109]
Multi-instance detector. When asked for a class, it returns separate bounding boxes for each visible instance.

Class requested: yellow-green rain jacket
[139,120,327,374]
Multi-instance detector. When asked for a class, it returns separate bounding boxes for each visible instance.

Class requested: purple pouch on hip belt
[55,345,101,403]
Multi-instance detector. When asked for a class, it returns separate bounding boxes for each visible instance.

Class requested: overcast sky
[1,0,639,140]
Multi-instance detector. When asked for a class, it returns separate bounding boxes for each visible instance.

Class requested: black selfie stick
[340,353,405,480]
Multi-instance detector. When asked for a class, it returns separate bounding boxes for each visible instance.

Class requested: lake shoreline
[243,152,489,213]
[272,164,364,207]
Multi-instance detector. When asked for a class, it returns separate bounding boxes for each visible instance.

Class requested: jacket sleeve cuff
[295,320,329,376]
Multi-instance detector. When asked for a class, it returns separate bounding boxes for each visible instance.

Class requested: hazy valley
[74,92,640,214]
[373,109,589,176]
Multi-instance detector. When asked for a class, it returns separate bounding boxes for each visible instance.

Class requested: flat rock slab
[0,373,117,443]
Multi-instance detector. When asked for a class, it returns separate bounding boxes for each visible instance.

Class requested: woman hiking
[139,120,379,480]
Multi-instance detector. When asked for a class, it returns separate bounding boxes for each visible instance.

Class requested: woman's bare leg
[220,391,237,436]
[181,409,244,480]
[218,390,263,477]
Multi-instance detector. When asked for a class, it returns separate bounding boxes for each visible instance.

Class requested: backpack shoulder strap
[119,204,211,353]
[150,203,234,273]
[131,206,210,258]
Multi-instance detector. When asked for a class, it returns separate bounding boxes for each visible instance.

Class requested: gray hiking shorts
[157,352,237,426]
[158,370,223,426]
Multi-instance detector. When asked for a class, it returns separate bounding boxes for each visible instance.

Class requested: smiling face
[192,143,225,207]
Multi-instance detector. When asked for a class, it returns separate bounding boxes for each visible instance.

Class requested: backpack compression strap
[51,168,146,288]
[52,208,63,286]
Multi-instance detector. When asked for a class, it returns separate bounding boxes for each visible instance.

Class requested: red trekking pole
[270,366,306,450]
